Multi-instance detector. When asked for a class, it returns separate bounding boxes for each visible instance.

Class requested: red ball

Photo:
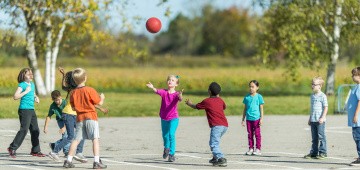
[146,17,162,33]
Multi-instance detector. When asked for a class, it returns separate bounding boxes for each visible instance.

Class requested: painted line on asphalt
[101,158,179,170]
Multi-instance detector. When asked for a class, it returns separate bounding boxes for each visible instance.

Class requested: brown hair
[352,67,360,76]
[17,68,32,83]
[51,90,61,100]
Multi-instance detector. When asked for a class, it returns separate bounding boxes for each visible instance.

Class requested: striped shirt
[310,91,328,122]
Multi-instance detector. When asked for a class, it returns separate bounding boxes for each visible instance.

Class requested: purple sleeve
[156,89,165,96]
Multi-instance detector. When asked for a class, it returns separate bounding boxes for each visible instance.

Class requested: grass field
[0,66,350,118]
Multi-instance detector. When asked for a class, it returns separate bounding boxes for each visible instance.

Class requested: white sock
[67,155,73,162]
[94,156,100,162]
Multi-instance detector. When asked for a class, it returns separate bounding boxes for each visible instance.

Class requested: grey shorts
[74,119,100,141]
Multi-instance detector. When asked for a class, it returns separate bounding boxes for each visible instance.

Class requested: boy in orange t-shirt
[63,68,107,169]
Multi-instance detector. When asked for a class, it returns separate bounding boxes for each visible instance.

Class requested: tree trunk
[45,18,52,93]
[26,25,47,96]
[325,0,343,95]
[50,22,67,91]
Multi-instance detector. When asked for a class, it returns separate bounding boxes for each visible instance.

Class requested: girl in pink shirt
[146,75,183,162]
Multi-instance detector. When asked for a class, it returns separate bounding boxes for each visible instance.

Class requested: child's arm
[353,100,360,123]
[59,125,66,134]
[34,94,40,103]
[242,105,246,126]
[59,67,70,91]
[43,116,51,134]
[319,106,328,124]
[259,104,264,126]
[146,82,157,93]
[95,105,109,115]
[185,99,197,109]
[98,93,105,106]
[13,86,31,100]
[178,89,184,101]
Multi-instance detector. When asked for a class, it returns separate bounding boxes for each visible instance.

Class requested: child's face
[352,74,360,84]
[25,70,33,82]
[249,82,258,94]
[53,97,62,106]
[167,76,178,88]
[311,80,322,93]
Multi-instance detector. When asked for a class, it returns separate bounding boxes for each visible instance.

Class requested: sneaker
[213,157,227,167]
[168,154,175,162]
[63,160,75,168]
[74,153,88,163]
[245,148,254,155]
[162,148,170,159]
[317,153,327,159]
[350,158,360,166]
[7,148,16,158]
[304,153,317,159]
[48,152,61,162]
[93,159,107,169]
[253,148,262,155]
[209,157,217,164]
[30,151,46,157]
[49,143,55,152]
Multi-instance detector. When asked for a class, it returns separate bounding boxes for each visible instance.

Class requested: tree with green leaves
[255,0,360,95]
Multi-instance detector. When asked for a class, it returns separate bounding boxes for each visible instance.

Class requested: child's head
[17,68,33,83]
[311,76,324,92]
[167,75,180,88]
[208,82,221,96]
[72,68,87,85]
[51,90,62,106]
[64,71,78,90]
[249,80,259,94]
[351,67,360,83]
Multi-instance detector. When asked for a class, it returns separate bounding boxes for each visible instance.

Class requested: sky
[108,0,261,36]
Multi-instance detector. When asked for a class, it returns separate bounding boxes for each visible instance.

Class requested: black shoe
[93,159,107,169]
[209,157,217,164]
[49,143,55,152]
[163,148,170,159]
[168,154,175,162]
[213,157,227,167]
[7,148,16,158]
[304,153,317,159]
[63,160,75,168]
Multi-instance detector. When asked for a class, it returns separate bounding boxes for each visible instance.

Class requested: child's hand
[319,117,325,124]
[185,98,192,105]
[241,120,245,127]
[43,128,48,134]
[25,86,31,94]
[146,82,154,89]
[354,116,358,124]
[259,119,263,126]
[34,96,40,103]
[59,127,66,134]
[100,93,105,100]
[58,67,65,75]
[99,107,109,115]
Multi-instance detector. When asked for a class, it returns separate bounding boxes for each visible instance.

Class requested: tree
[0,0,113,95]
[255,0,360,95]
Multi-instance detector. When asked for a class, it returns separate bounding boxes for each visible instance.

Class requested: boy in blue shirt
[348,67,360,166]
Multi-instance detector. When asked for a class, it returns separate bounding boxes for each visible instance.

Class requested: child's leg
[209,126,227,159]
[161,119,171,150]
[310,122,319,155]
[67,121,84,161]
[318,122,327,154]
[93,138,100,158]
[29,110,41,153]
[67,140,81,161]
[254,119,262,150]
[168,118,179,155]
[246,120,255,149]
[352,127,360,158]
[53,120,69,154]
[9,109,33,150]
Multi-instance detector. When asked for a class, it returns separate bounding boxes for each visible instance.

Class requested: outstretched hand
[58,67,65,75]
[146,82,154,89]
[99,107,109,115]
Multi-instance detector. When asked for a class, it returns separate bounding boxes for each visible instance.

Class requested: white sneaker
[48,152,61,162]
[74,153,88,163]
[245,149,254,155]
[253,149,261,155]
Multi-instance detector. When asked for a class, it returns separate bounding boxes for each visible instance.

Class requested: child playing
[146,75,183,162]
[347,67,360,166]
[304,76,328,159]
[185,82,228,167]
[242,80,264,156]
[63,68,107,169]
[43,90,70,162]
[8,68,46,158]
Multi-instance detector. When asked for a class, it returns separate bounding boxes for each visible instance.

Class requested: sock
[94,156,100,162]
[67,155,73,162]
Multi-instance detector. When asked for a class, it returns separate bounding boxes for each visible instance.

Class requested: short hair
[209,82,221,96]
[167,75,180,84]
[312,76,325,86]
[17,68,32,83]
[63,71,78,91]
[249,80,259,87]
[352,67,360,76]
[51,90,61,100]
[72,68,86,85]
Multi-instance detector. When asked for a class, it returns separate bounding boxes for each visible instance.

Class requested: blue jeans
[161,118,179,155]
[53,120,70,154]
[209,126,227,159]
[352,127,360,158]
[310,122,327,155]
[62,114,85,154]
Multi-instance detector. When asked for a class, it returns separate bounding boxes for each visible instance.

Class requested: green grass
[0,92,336,118]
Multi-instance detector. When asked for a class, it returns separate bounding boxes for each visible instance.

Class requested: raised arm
[185,99,197,109]
[146,82,157,93]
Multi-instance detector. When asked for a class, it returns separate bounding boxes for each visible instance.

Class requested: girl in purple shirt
[146,75,183,162]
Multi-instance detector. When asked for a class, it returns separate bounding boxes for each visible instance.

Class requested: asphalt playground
[0,115,358,169]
